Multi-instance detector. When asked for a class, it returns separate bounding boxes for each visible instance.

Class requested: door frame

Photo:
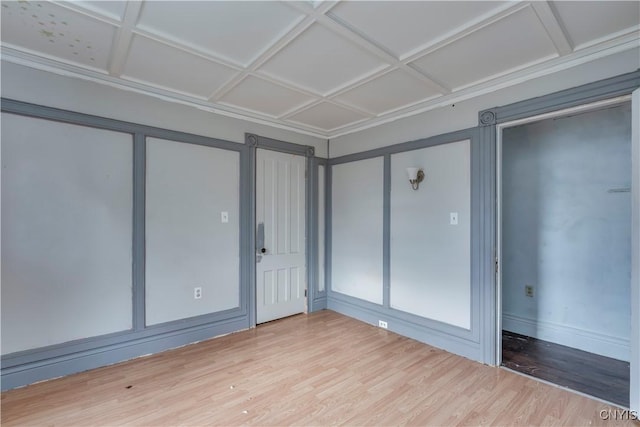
[478,69,640,410]
[495,95,632,366]
[245,133,318,328]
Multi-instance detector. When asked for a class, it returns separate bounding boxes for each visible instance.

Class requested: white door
[256,149,306,324]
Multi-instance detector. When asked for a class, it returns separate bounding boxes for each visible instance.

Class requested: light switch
[221,211,229,223]
[450,212,458,225]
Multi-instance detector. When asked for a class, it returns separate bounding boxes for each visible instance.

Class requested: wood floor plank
[502,330,630,407]
[2,311,635,426]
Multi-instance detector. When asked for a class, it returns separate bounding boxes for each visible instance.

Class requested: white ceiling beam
[107,1,144,76]
[530,1,574,56]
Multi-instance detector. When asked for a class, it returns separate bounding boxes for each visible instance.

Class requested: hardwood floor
[502,330,630,408]
[2,311,635,426]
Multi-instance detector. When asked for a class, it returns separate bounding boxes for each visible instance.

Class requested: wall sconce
[406,167,424,190]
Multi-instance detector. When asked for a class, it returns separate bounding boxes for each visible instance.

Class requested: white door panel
[256,149,306,323]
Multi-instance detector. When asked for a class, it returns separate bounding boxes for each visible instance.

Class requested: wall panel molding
[327,126,484,361]
[1,99,251,390]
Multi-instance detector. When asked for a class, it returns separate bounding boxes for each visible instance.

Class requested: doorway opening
[497,97,632,407]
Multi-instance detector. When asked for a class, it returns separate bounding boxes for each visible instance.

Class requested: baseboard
[1,316,248,391]
[328,295,482,363]
[502,313,630,362]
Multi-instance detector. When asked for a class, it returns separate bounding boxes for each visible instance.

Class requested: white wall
[390,141,471,329]
[1,113,133,354]
[145,138,240,326]
[501,104,632,361]
[0,61,328,157]
[330,49,639,157]
[331,157,384,304]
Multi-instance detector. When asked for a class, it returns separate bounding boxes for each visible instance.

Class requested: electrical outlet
[525,285,534,298]
[378,320,388,329]
[194,287,202,299]
[450,212,459,225]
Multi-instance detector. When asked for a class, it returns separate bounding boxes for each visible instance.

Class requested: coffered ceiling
[1,1,639,138]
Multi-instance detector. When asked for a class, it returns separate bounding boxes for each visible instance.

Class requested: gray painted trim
[307,155,317,312]
[315,158,328,307]
[326,127,482,360]
[1,316,248,391]
[1,307,247,369]
[480,70,640,366]
[1,98,243,152]
[132,134,146,331]
[481,69,640,125]
[330,128,477,165]
[245,133,315,157]
[310,157,328,312]
[327,297,481,361]
[1,99,250,390]
[383,155,391,309]
[243,137,257,328]
[244,134,319,322]
[477,124,497,365]
[240,143,254,328]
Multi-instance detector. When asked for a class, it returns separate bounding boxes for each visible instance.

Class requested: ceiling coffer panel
[135,1,305,67]
[329,1,509,59]
[410,5,558,90]
[1,1,116,71]
[219,76,315,118]
[122,35,239,98]
[551,1,640,49]
[257,23,390,96]
[287,102,369,131]
[334,69,442,115]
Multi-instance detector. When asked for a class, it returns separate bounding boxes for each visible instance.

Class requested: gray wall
[501,103,632,361]
[390,141,471,329]
[1,113,133,354]
[145,138,240,326]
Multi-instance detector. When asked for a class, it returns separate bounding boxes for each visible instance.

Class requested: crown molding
[2,28,638,140]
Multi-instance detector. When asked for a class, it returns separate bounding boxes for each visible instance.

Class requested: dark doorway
[500,102,632,407]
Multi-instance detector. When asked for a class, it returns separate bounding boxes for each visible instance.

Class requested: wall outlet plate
[378,320,388,329]
[194,287,202,299]
[525,285,534,298]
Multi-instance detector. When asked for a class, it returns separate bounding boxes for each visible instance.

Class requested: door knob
[260,248,266,254]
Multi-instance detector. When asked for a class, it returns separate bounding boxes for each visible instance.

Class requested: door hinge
[495,257,499,274]
[304,289,307,297]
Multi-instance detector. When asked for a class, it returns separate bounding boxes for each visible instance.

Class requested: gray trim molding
[312,158,328,311]
[326,127,485,361]
[243,134,322,321]
[479,69,640,125]
[1,98,251,390]
[479,69,640,366]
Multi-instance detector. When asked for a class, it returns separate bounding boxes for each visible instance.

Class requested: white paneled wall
[390,141,471,329]
[1,114,133,354]
[331,157,384,304]
[145,138,240,326]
